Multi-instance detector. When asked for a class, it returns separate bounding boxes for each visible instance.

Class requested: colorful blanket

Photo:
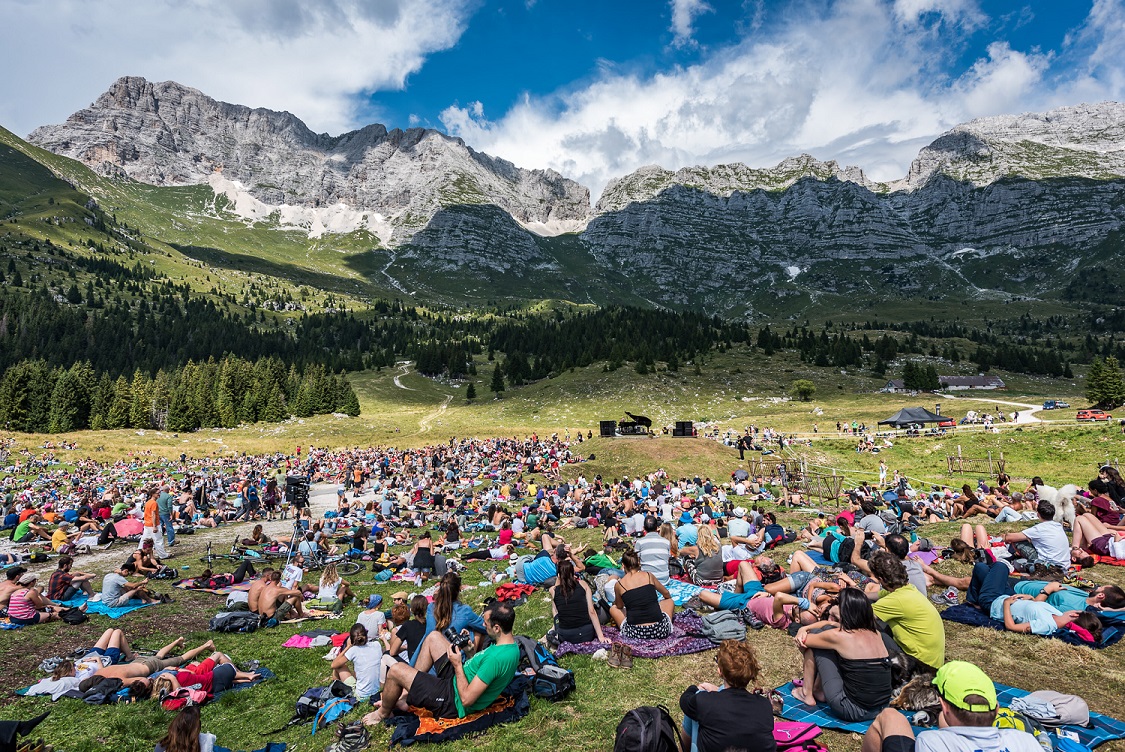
[215,744,285,752]
[774,680,1125,749]
[1092,555,1125,568]
[173,578,256,595]
[556,612,716,658]
[282,632,344,649]
[940,603,1123,649]
[667,579,708,606]
[56,595,159,619]
[387,675,531,748]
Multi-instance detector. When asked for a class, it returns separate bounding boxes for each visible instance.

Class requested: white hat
[18,572,37,585]
[733,507,747,518]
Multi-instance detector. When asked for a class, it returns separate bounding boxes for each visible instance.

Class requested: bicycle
[199,536,288,567]
[302,549,362,577]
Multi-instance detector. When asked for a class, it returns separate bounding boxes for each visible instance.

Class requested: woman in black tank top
[609,549,675,640]
[549,558,609,644]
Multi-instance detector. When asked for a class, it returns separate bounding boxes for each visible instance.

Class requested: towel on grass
[56,595,158,619]
[907,550,940,566]
[556,612,715,658]
[386,675,530,748]
[773,680,1125,749]
[215,744,285,752]
[941,603,1123,649]
[173,578,255,595]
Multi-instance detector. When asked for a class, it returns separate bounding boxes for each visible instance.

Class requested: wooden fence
[946,452,1005,476]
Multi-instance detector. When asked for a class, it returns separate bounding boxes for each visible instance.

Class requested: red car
[938,419,955,427]
[1077,409,1112,422]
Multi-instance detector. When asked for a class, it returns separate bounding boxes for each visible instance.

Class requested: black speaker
[673,421,694,437]
[599,420,617,438]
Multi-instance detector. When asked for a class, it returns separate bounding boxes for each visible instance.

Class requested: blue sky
[1,0,1123,197]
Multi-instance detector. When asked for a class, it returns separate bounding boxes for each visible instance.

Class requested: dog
[1035,484,1079,527]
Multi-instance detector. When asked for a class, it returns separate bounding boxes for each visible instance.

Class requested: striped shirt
[635,533,671,584]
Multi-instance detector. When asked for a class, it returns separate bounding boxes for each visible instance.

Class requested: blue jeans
[681,714,699,752]
[995,507,1030,523]
[160,514,175,545]
[966,561,1013,611]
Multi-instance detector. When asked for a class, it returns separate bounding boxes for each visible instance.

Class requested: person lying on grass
[78,638,217,694]
[362,601,520,725]
[694,559,817,629]
[149,649,261,699]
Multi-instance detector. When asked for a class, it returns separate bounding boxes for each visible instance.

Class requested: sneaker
[930,587,958,606]
[683,595,703,611]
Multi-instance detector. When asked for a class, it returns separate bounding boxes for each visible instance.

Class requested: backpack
[515,635,574,701]
[312,695,355,735]
[59,607,88,625]
[613,705,684,752]
[699,610,747,643]
[773,721,824,751]
[208,610,261,633]
[879,510,904,535]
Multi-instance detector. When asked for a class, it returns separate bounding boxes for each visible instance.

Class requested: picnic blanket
[56,595,159,620]
[386,675,531,748]
[282,632,344,649]
[774,680,1125,749]
[940,603,1124,649]
[174,578,256,595]
[556,612,715,659]
[1092,555,1125,568]
[215,744,285,752]
[667,579,708,606]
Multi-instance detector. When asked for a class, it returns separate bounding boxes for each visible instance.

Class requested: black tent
[877,407,947,428]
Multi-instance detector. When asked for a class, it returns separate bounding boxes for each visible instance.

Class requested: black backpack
[514,635,575,701]
[208,610,261,633]
[613,705,684,752]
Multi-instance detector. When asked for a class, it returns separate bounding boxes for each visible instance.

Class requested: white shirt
[345,641,384,699]
[727,517,751,539]
[915,725,1042,752]
[356,609,387,638]
[1021,520,1070,568]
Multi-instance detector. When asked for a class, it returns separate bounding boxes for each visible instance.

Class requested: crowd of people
[2,430,1123,752]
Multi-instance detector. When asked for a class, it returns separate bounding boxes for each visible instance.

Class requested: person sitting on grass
[1001,500,1070,570]
[6,572,62,625]
[868,552,945,673]
[155,705,215,752]
[128,538,164,575]
[0,566,28,611]
[47,555,96,601]
[332,622,383,702]
[318,563,354,605]
[13,512,52,543]
[793,587,893,721]
[609,548,675,640]
[257,570,307,622]
[413,572,488,662]
[102,560,161,607]
[549,553,611,645]
[680,640,777,752]
[362,601,520,725]
[861,661,1042,752]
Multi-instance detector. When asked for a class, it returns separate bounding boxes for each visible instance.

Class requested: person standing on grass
[157,483,176,548]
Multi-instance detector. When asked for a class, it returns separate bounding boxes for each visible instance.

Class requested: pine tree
[489,365,505,397]
[337,380,361,416]
[465,382,477,402]
[1088,356,1125,408]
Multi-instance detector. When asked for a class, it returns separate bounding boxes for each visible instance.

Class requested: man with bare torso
[257,570,305,621]
[246,566,275,614]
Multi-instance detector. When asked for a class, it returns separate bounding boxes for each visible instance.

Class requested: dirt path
[418,395,453,434]
[392,361,415,391]
[939,394,1043,424]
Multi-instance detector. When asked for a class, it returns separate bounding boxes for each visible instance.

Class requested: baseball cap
[933,661,997,712]
[18,573,37,585]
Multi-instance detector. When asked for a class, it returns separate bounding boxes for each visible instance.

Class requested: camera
[442,627,472,650]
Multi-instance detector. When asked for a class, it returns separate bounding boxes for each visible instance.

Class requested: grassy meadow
[2,358,1125,751]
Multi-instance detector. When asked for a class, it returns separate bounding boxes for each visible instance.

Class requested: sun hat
[510,552,519,562]
[932,661,997,712]
[733,507,746,518]
[679,511,694,524]
[391,591,409,601]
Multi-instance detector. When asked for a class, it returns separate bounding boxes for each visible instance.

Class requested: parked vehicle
[938,419,955,427]
[1042,400,1071,410]
[1077,409,1112,422]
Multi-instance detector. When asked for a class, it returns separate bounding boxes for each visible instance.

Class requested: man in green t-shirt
[363,601,521,724]
[14,512,51,543]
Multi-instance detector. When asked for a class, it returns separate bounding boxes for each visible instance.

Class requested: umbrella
[733,469,750,480]
[114,518,143,536]
[882,491,898,503]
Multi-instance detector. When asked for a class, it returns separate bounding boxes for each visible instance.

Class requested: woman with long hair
[682,525,724,586]
[156,705,212,752]
[609,548,675,641]
[549,556,610,644]
[318,563,354,603]
[793,587,892,721]
[413,572,486,663]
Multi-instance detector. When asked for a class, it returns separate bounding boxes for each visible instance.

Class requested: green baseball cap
[933,661,997,712]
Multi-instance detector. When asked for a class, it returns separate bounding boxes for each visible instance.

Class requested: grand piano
[617,412,652,436]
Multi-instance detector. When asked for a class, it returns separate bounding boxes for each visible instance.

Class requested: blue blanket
[666,579,705,606]
[941,604,1123,649]
[215,744,285,752]
[56,595,159,619]
[805,550,832,566]
[774,681,1125,749]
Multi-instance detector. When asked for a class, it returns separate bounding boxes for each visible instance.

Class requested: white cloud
[670,0,714,47]
[0,0,474,137]
[440,0,1125,200]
